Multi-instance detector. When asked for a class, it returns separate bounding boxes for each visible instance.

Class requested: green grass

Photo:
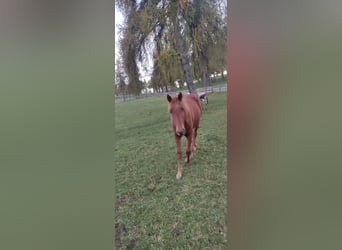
[114,92,227,249]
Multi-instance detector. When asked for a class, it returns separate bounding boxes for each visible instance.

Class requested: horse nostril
[176,128,186,136]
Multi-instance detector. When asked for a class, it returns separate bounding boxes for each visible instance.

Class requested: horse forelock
[168,96,180,111]
[168,96,187,123]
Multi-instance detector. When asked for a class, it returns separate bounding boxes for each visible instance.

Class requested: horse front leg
[192,127,198,151]
[185,133,193,163]
[174,135,183,180]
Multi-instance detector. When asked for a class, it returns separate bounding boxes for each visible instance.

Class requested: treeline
[115,0,227,95]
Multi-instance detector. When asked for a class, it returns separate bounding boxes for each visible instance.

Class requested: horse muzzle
[176,128,186,137]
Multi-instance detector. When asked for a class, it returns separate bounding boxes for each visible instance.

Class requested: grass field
[114,92,227,249]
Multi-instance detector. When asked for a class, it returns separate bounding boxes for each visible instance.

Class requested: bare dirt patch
[115,223,126,249]
[115,193,138,209]
[115,223,139,249]
[172,222,181,239]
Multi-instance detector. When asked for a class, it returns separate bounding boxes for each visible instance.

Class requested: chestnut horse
[167,92,202,179]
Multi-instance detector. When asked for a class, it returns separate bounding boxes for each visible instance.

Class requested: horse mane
[182,94,201,123]
[182,97,191,120]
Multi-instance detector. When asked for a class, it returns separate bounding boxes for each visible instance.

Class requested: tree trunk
[202,71,207,91]
[173,15,196,94]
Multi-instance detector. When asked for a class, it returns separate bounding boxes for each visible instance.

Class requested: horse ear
[178,92,183,101]
[167,94,172,103]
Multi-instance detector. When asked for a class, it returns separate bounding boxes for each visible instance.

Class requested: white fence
[115,85,227,103]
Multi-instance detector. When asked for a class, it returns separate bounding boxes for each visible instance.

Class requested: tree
[117,0,147,95]
[115,0,227,94]
[185,1,227,88]
[170,0,196,93]
[207,3,227,79]
[115,57,127,96]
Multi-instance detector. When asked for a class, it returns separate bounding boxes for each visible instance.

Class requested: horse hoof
[176,173,182,180]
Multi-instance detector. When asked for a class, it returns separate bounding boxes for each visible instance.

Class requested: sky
[114,8,123,60]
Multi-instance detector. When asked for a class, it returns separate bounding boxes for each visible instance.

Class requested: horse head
[167,92,186,137]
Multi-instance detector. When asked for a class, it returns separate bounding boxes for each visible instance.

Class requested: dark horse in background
[167,92,202,179]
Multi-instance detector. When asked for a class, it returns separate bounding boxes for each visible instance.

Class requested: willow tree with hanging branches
[115,0,227,94]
